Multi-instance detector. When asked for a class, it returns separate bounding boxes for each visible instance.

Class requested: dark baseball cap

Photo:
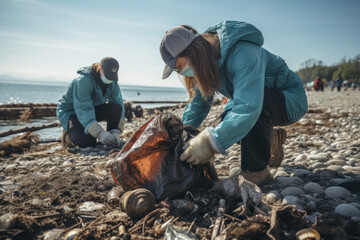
[100,57,119,81]
[159,26,199,79]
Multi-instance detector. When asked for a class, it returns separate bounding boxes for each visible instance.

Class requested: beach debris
[213,176,241,200]
[133,105,144,117]
[119,188,155,218]
[107,186,124,205]
[109,113,218,200]
[77,201,105,215]
[164,224,197,240]
[0,132,39,156]
[211,199,226,240]
[295,228,320,240]
[172,199,199,214]
[63,228,82,240]
[0,103,57,120]
[0,213,16,229]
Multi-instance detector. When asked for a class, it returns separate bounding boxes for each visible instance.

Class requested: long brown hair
[92,63,102,72]
[178,25,220,100]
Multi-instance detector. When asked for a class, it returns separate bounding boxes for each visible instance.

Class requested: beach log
[0,122,60,138]
[0,106,57,120]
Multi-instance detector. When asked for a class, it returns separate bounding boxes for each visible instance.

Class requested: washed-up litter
[119,188,155,218]
[109,113,218,200]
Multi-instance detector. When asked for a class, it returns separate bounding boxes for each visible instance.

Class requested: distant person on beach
[159,21,308,185]
[336,74,344,91]
[57,57,126,148]
[314,75,324,91]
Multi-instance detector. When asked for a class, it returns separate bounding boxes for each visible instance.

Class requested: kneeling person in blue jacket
[57,57,126,148]
[159,21,308,185]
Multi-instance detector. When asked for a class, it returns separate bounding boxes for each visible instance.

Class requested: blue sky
[0,0,359,87]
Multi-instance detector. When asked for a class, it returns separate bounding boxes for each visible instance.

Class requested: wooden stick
[211,199,226,240]
[0,122,60,138]
[187,217,196,235]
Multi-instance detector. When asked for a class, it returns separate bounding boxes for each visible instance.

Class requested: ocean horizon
[0,80,189,141]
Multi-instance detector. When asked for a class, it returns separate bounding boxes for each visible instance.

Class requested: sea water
[0,80,188,141]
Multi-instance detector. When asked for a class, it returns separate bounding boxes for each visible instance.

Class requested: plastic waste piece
[172,199,199,214]
[107,186,124,205]
[109,113,218,200]
[164,224,197,240]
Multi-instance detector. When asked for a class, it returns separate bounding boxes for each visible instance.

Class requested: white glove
[180,128,220,165]
[109,129,123,147]
[118,118,126,133]
[88,122,117,146]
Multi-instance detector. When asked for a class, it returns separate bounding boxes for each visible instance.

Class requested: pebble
[78,201,105,213]
[0,213,15,229]
[43,229,63,240]
[282,196,299,204]
[276,177,304,187]
[229,167,241,176]
[292,169,312,178]
[308,155,328,162]
[325,186,351,199]
[265,191,281,203]
[273,170,289,178]
[280,187,304,197]
[304,182,324,195]
[334,204,360,218]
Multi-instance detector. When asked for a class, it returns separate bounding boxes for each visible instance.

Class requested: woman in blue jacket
[159,21,308,185]
[57,57,126,148]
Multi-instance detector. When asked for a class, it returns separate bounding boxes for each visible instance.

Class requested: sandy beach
[1,89,360,239]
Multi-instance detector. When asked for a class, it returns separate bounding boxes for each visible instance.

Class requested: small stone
[276,177,304,187]
[294,154,307,162]
[282,196,299,204]
[304,182,324,195]
[280,187,304,197]
[43,229,63,240]
[325,186,351,199]
[307,201,316,210]
[0,213,16,229]
[229,167,241,176]
[292,169,312,178]
[308,155,328,162]
[273,170,289,178]
[265,191,281,203]
[334,204,360,218]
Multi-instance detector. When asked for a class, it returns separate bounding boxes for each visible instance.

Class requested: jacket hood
[205,21,264,67]
[77,66,92,76]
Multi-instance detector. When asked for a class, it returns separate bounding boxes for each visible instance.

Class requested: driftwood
[0,132,39,156]
[0,106,57,120]
[0,123,60,138]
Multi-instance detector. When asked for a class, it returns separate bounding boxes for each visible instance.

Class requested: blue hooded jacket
[182,21,308,153]
[56,66,125,132]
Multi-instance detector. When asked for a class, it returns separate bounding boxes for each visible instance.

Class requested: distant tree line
[296,54,360,84]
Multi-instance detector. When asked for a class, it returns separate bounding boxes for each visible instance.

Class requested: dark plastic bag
[109,113,218,200]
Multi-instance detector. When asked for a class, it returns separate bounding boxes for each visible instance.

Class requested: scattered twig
[224,213,242,222]
[211,199,226,240]
[0,123,60,138]
[187,217,196,235]
[62,217,83,233]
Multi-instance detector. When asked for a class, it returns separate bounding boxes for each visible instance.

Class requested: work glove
[118,118,126,133]
[180,128,220,165]
[109,129,124,148]
[87,122,117,146]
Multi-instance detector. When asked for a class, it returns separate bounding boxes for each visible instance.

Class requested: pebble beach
[1,89,360,239]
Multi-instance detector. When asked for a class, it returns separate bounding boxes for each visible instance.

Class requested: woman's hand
[180,128,219,165]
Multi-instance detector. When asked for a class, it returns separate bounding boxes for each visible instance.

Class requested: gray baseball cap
[100,57,119,81]
[159,26,199,79]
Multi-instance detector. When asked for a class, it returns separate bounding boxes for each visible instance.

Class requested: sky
[0,0,359,88]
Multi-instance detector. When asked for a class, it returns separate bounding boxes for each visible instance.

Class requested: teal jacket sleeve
[72,76,97,132]
[182,88,213,128]
[109,83,125,119]
[212,44,266,151]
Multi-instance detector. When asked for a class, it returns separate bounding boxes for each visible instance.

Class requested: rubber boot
[269,128,287,167]
[61,130,75,148]
[239,167,270,186]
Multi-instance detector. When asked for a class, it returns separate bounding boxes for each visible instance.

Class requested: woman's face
[174,57,189,73]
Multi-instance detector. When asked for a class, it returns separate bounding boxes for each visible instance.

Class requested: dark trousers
[214,88,292,172]
[67,103,122,148]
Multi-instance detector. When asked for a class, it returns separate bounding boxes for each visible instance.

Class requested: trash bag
[109,113,218,200]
